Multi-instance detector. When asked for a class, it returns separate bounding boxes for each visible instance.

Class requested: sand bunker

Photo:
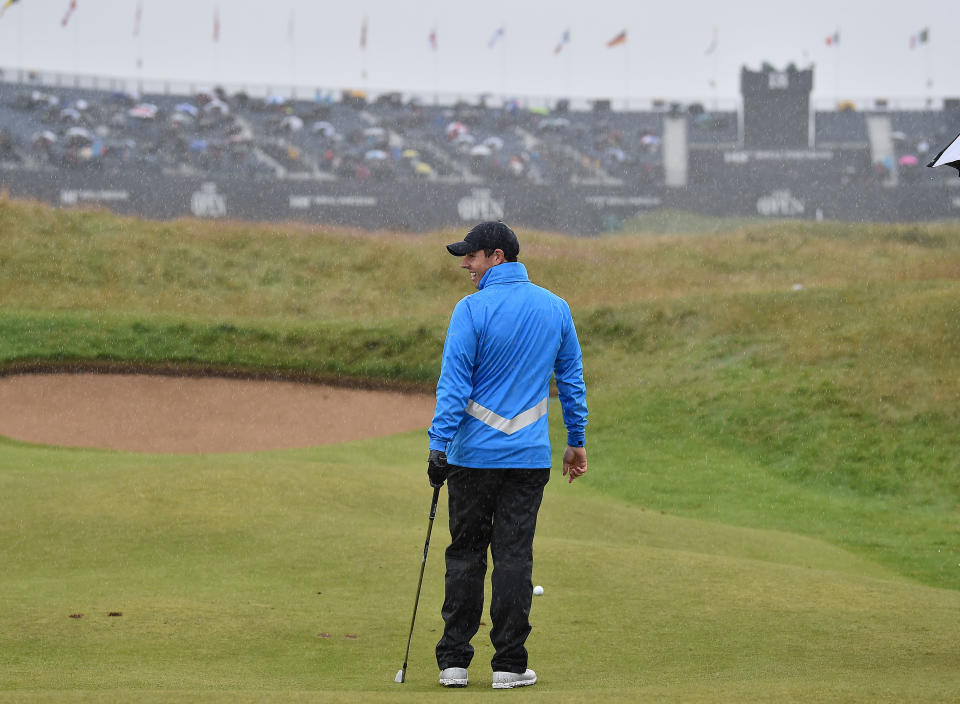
[0,373,436,453]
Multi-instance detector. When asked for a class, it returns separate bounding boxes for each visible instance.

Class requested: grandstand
[0,64,958,232]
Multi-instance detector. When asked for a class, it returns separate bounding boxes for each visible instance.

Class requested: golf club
[395,484,442,684]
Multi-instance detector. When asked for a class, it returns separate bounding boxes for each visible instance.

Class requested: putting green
[1,429,957,702]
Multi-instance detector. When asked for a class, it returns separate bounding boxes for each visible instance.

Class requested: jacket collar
[477,262,529,290]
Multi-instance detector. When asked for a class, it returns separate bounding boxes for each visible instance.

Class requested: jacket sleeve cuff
[566,433,585,448]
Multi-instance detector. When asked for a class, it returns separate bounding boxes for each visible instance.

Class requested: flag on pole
[488,25,505,48]
[133,0,142,37]
[554,29,570,54]
[360,16,367,49]
[606,29,627,48]
[825,29,839,46]
[0,0,20,19]
[213,5,220,42]
[910,27,929,48]
[428,27,437,51]
[704,26,718,55]
[61,0,77,27]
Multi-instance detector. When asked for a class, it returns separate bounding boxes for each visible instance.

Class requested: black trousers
[435,466,550,674]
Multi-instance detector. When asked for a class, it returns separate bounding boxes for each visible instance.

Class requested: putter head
[394,669,404,683]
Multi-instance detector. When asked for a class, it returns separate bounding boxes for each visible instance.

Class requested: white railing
[0,65,750,114]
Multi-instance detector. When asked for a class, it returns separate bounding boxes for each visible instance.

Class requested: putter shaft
[398,485,441,682]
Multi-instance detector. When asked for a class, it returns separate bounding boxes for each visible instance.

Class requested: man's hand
[562,446,587,484]
[427,449,449,488]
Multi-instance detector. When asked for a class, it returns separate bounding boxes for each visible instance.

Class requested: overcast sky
[0,1,956,109]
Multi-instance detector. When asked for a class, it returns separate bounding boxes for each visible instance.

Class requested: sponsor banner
[756,189,804,216]
[457,189,505,221]
[60,189,130,205]
[724,150,835,163]
[0,165,956,233]
[190,183,227,218]
[585,195,662,208]
[290,195,378,209]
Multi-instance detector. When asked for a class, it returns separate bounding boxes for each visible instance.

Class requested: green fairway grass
[1,198,959,700]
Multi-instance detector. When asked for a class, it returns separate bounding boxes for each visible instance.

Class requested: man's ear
[495,249,505,263]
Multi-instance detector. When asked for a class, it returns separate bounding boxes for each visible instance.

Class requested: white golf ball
[533,585,544,596]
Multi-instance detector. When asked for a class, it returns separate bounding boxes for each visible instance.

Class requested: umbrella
[65,126,93,146]
[59,107,81,122]
[483,136,504,151]
[204,99,230,116]
[927,130,960,176]
[175,103,199,117]
[280,115,304,131]
[312,121,335,137]
[445,121,468,138]
[414,161,434,175]
[469,144,492,157]
[536,117,570,131]
[65,126,92,139]
[898,154,918,166]
[33,130,57,145]
[455,133,475,146]
[128,103,158,120]
[401,148,420,159]
[604,147,626,163]
[364,149,388,160]
[190,139,208,153]
[266,94,287,106]
[32,91,59,107]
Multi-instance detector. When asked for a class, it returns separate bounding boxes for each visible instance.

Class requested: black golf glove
[427,449,448,488]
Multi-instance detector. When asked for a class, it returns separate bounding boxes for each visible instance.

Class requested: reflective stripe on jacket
[428,262,587,468]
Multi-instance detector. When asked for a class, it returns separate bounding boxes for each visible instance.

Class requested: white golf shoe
[492,668,537,689]
[439,667,469,687]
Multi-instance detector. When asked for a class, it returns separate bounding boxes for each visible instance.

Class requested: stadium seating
[1,75,957,231]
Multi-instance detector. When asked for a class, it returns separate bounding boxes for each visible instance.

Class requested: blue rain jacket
[428,262,588,468]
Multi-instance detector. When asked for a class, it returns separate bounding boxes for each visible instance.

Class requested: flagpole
[711,29,719,110]
[623,36,629,111]
[137,27,143,96]
[212,4,220,88]
[360,16,368,90]
[137,4,143,95]
[500,21,506,102]
[73,11,79,83]
[17,3,23,82]
[432,26,438,106]
[833,30,839,105]
[289,10,296,98]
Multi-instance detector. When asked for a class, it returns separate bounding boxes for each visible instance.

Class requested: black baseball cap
[446,221,520,259]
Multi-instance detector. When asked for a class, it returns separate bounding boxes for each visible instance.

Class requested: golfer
[427,221,588,689]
